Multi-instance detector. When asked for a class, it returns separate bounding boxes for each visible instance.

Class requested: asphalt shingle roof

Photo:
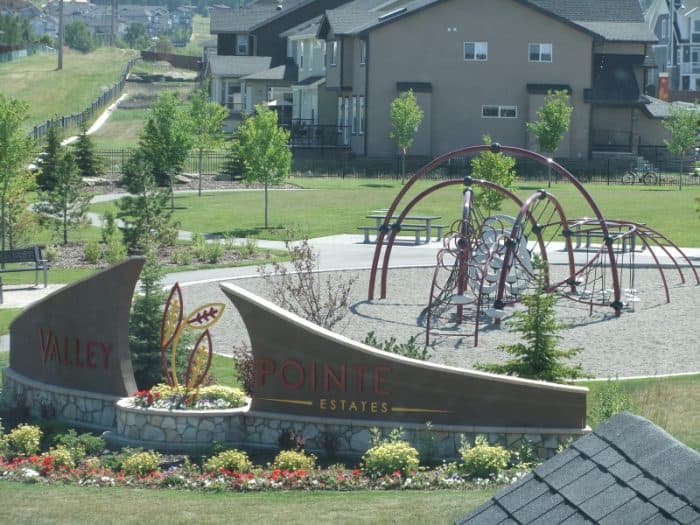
[457,413,700,524]
[324,0,656,42]
[210,0,311,33]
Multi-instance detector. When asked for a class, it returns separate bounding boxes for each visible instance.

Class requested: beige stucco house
[319,0,659,159]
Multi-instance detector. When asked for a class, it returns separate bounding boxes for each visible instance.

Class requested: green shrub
[84,240,102,264]
[171,247,192,266]
[205,242,224,263]
[241,236,258,257]
[363,331,431,361]
[44,244,58,263]
[191,233,208,261]
[53,429,105,459]
[459,435,510,479]
[204,449,252,473]
[48,445,75,468]
[2,424,42,458]
[273,450,316,471]
[361,440,420,478]
[591,378,630,426]
[122,450,162,476]
[104,235,126,264]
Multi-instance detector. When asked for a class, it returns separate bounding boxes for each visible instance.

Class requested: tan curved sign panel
[221,283,587,429]
[9,258,144,397]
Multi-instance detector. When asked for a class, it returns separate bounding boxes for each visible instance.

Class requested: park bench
[357,224,427,245]
[0,245,49,304]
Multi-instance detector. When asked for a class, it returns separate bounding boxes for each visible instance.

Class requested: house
[673,0,700,91]
[207,0,351,130]
[319,0,658,159]
[639,0,672,95]
[281,15,341,146]
[457,412,700,524]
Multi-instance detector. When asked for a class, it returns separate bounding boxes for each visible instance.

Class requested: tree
[73,118,105,179]
[0,95,35,258]
[4,172,37,250]
[470,135,517,216]
[234,104,291,228]
[139,91,192,203]
[36,119,63,191]
[117,150,177,253]
[129,242,166,389]
[475,257,589,383]
[35,150,93,245]
[187,88,228,196]
[64,21,97,53]
[526,89,573,188]
[124,22,151,50]
[390,89,424,182]
[663,104,700,190]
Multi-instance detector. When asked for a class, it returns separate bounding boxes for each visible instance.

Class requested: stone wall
[107,399,587,460]
[2,368,120,431]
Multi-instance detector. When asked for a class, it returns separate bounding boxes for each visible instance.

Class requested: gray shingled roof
[207,55,273,76]
[457,412,700,524]
[280,14,323,38]
[240,63,297,80]
[210,0,311,33]
[324,0,656,42]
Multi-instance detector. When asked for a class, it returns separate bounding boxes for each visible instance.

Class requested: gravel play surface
[181,265,700,379]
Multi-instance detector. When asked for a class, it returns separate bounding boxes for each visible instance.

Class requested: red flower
[352,469,361,477]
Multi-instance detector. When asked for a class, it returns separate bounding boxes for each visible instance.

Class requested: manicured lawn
[0,482,492,524]
[0,47,138,128]
[91,108,147,150]
[584,374,700,451]
[90,179,700,246]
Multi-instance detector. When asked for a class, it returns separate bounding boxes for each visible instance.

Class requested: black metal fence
[92,147,700,186]
[29,58,138,140]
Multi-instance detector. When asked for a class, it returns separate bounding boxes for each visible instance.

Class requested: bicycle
[622,168,657,185]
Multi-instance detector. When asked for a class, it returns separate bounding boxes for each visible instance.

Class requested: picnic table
[359,213,444,244]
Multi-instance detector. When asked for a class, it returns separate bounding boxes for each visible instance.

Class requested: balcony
[287,121,351,148]
[591,129,632,152]
[680,62,700,75]
[585,54,644,105]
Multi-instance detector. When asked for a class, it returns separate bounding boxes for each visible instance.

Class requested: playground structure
[367,144,699,347]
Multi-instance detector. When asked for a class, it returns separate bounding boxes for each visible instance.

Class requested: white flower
[22,468,40,478]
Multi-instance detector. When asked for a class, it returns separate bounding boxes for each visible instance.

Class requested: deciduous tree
[139,91,192,205]
[470,136,517,215]
[663,104,700,189]
[233,104,291,228]
[0,95,35,257]
[64,20,97,53]
[124,22,151,50]
[390,89,424,182]
[526,90,573,187]
[187,88,228,196]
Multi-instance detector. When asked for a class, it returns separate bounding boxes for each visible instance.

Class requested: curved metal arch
[367,144,622,312]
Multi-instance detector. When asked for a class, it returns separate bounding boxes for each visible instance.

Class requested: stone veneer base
[2,367,589,461]
[2,367,121,431]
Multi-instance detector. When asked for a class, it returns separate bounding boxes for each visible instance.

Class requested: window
[236,34,248,55]
[298,41,304,69]
[360,40,367,65]
[481,105,517,118]
[528,43,552,62]
[330,40,338,66]
[322,41,327,69]
[358,95,365,135]
[337,96,343,132]
[464,41,487,61]
[693,19,700,43]
[225,82,242,111]
[351,95,357,134]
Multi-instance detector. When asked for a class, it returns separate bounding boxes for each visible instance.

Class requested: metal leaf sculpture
[160,283,183,385]
[185,329,214,388]
[159,283,225,389]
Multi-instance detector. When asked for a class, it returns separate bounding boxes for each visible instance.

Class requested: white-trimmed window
[351,95,357,134]
[298,41,304,69]
[693,19,700,43]
[360,40,367,65]
[482,105,517,118]
[330,40,338,66]
[236,34,248,55]
[358,95,365,135]
[528,43,552,62]
[337,96,343,132]
[464,41,487,61]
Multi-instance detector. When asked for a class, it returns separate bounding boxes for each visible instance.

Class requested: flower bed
[0,454,529,492]
[131,385,248,411]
